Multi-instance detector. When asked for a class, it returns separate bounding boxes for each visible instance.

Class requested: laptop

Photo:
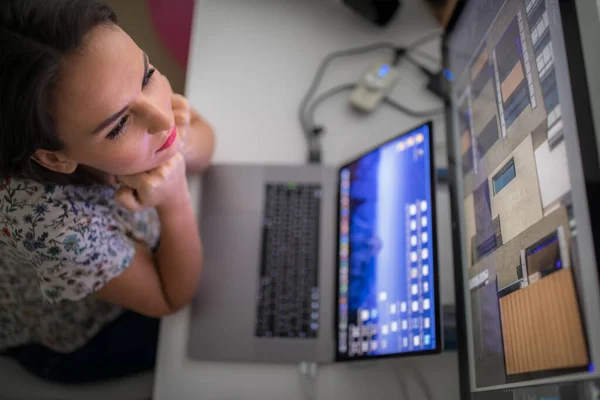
[188,121,442,363]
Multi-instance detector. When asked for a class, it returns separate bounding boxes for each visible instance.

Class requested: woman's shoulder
[0,176,118,217]
[0,176,121,241]
[0,176,160,255]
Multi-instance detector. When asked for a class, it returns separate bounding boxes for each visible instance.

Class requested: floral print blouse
[0,176,160,353]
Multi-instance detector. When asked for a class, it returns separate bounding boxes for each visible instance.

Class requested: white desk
[154,1,459,399]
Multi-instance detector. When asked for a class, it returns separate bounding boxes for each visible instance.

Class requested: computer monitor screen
[335,122,441,360]
[446,0,598,391]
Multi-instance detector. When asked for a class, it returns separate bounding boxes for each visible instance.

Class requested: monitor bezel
[333,120,443,362]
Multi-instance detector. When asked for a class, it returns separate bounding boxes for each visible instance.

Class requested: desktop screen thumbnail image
[449,0,591,388]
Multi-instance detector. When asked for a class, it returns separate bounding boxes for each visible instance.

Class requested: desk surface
[153,1,457,399]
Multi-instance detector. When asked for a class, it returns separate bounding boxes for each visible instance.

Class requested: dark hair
[0,0,117,185]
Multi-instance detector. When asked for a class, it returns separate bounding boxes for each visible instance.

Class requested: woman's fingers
[115,185,143,212]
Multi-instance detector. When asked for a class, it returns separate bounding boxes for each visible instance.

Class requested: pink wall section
[147,0,195,70]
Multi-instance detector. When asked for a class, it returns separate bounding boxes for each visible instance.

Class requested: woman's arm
[95,195,202,317]
[95,153,203,317]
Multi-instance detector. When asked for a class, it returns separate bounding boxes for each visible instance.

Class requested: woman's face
[41,24,181,177]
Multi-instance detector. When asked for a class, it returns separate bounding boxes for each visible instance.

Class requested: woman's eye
[106,115,129,140]
[143,68,156,88]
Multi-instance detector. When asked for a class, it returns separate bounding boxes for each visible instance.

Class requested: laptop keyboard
[255,183,321,338]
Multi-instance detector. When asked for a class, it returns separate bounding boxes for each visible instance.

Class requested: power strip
[349,60,399,112]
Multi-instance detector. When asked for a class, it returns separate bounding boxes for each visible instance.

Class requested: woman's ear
[31,149,78,174]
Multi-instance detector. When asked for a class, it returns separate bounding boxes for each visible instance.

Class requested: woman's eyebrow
[91,52,147,135]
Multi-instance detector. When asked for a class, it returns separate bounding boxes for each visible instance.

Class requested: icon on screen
[401,302,407,312]
[421,216,428,227]
[423,299,430,310]
[382,324,389,335]
[403,337,409,348]
[423,281,429,293]
[422,265,429,276]
[381,339,388,349]
[420,200,427,212]
[421,232,428,243]
[361,325,370,337]
[414,335,421,347]
[341,221,349,233]
[352,326,360,338]
[370,324,377,335]
[412,301,419,312]
[402,320,408,330]
[410,235,417,247]
[350,342,359,355]
[407,137,415,147]
[416,133,424,144]
[371,341,378,351]
[379,291,388,302]
[410,252,418,263]
[409,204,417,216]
[391,321,398,332]
[424,334,431,346]
[424,318,431,329]
[361,341,369,353]
[410,220,417,231]
[411,284,419,295]
[390,303,397,314]
[396,141,406,152]
[421,249,429,260]
[371,308,378,319]
[411,268,418,279]
[361,310,369,321]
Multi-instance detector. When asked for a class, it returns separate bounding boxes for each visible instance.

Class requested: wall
[490,135,543,243]
[106,0,189,94]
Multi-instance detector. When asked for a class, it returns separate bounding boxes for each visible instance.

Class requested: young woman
[0,0,214,383]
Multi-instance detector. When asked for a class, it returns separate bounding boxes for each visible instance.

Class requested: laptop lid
[334,121,442,361]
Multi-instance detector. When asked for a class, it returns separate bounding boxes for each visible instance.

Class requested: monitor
[335,121,442,361]
[444,0,600,397]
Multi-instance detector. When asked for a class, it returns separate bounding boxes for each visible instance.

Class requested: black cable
[299,29,443,163]
[303,86,443,163]
[408,48,440,65]
[306,83,357,133]
[383,96,444,118]
[406,29,442,50]
[304,83,357,163]
[406,53,435,79]
[299,42,397,133]
[299,42,396,163]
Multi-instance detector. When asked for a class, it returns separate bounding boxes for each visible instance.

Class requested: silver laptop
[188,121,442,363]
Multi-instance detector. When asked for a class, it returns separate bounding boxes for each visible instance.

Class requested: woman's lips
[157,126,177,152]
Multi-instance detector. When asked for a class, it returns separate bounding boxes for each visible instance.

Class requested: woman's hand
[115,152,189,213]
[171,93,215,173]
[172,93,191,151]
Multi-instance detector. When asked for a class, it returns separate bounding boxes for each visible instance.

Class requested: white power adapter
[349,60,399,112]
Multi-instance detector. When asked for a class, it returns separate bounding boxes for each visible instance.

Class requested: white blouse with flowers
[0,176,160,353]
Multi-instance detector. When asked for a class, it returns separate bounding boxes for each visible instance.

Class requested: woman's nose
[137,96,172,134]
